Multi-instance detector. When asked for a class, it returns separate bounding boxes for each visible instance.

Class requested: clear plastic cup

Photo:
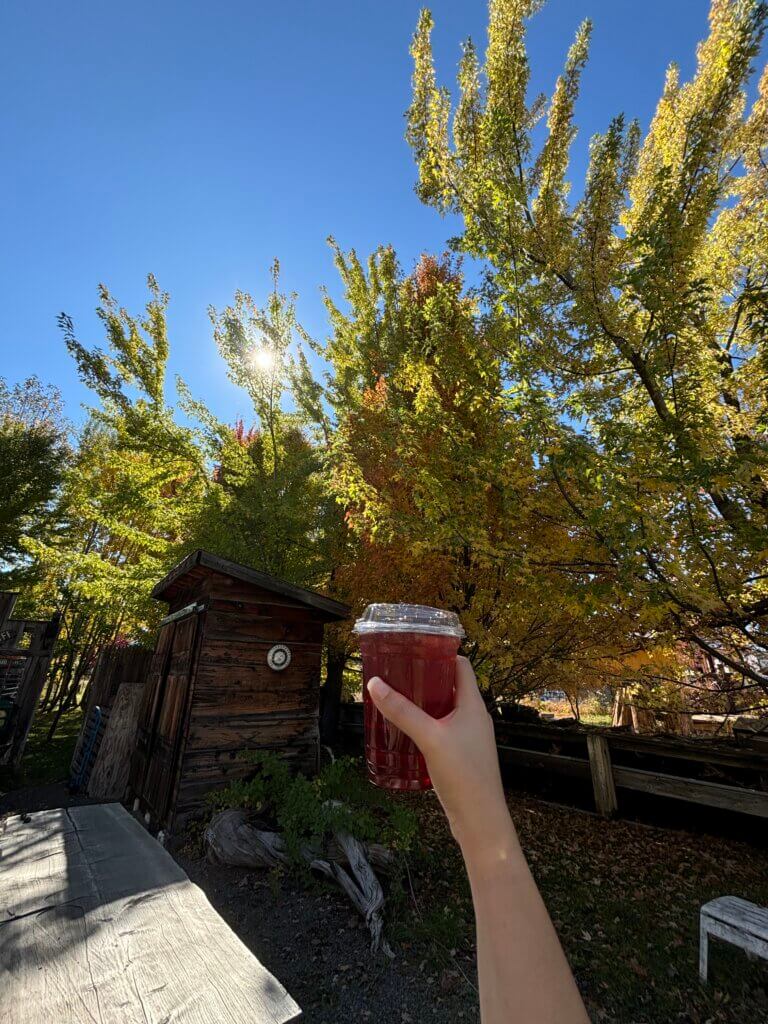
[354,603,465,791]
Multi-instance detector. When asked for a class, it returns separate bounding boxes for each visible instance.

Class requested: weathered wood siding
[131,555,347,834]
[170,575,324,831]
[83,644,153,716]
[132,611,203,827]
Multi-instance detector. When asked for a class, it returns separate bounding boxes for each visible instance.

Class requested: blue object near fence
[69,706,104,792]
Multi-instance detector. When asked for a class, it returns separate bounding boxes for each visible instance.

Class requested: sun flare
[249,346,275,371]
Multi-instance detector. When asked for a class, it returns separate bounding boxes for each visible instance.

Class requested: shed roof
[152,549,350,620]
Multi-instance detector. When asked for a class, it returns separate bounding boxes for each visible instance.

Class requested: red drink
[355,604,464,791]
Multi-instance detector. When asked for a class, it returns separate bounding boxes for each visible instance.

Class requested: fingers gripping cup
[354,604,465,791]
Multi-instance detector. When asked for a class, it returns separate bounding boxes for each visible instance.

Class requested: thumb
[367,677,436,749]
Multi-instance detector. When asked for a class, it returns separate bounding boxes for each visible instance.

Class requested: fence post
[587,733,618,817]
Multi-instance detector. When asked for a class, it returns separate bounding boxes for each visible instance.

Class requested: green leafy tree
[186,416,336,585]
[407,0,768,694]
[29,277,205,731]
[180,262,345,589]
[0,377,69,583]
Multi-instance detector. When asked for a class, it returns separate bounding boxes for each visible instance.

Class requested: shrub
[208,752,418,864]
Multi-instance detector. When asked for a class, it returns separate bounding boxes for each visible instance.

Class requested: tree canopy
[3,0,767,728]
[407,0,768,692]
[0,376,68,582]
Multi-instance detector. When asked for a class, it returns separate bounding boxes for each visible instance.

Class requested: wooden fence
[0,593,61,767]
[338,703,768,821]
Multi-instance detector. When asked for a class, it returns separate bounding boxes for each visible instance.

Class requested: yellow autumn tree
[407,0,768,702]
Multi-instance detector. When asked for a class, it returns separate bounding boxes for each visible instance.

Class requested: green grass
[579,711,612,726]
[395,790,768,1024]
[0,706,84,794]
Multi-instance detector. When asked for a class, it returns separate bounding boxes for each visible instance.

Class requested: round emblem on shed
[267,644,291,671]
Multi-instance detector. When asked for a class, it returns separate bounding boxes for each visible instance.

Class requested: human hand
[366,657,514,859]
[370,659,589,1024]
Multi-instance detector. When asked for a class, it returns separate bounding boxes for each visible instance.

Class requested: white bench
[699,895,768,983]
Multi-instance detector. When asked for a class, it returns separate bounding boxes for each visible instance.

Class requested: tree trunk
[320,647,348,745]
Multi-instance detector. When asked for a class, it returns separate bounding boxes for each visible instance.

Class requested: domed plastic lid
[353,603,465,639]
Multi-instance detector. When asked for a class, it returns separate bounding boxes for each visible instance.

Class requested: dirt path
[177,852,479,1024]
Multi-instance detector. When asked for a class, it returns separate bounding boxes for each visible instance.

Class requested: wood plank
[611,764,768,817]
[195,654,321,679]
[200,640,323,669]
[0,805,301,1024]
[185,712,318,750]
[87,682,145,800]
[488,743,768,817]
[587,733,618,818]
[496,744,592,779]
[193,668,319,691]
[492,717,768,772]
[202,610,324,645]
[207,596,323,622]
[702,896,768,939]
[604,731,768,771]
[86,646,153,715]
[191,692,318,718]
[199,672,317,697]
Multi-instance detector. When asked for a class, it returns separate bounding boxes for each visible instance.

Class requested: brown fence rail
[338,703,768,821]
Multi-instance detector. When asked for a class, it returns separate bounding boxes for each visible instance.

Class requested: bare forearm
[460,819,590,1024]
[366,666,590,1023]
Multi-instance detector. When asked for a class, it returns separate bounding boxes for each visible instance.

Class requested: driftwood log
[205,809,394,956]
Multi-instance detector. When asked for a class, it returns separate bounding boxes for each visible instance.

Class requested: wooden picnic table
[0,803,301,1023]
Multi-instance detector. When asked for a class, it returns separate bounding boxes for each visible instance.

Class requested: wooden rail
[495,742,768,818]
[339,703,768,821]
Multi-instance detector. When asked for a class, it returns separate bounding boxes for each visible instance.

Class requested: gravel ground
[177,851,480,1024]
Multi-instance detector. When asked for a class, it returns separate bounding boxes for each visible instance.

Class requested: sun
[249,347,276,371]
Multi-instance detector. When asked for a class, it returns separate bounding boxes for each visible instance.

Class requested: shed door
[132,609,202,824]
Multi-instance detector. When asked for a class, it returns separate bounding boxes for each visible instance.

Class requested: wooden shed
[128,550,348,834]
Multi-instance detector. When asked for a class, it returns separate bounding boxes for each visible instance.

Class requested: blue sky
[1,1,764,428]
